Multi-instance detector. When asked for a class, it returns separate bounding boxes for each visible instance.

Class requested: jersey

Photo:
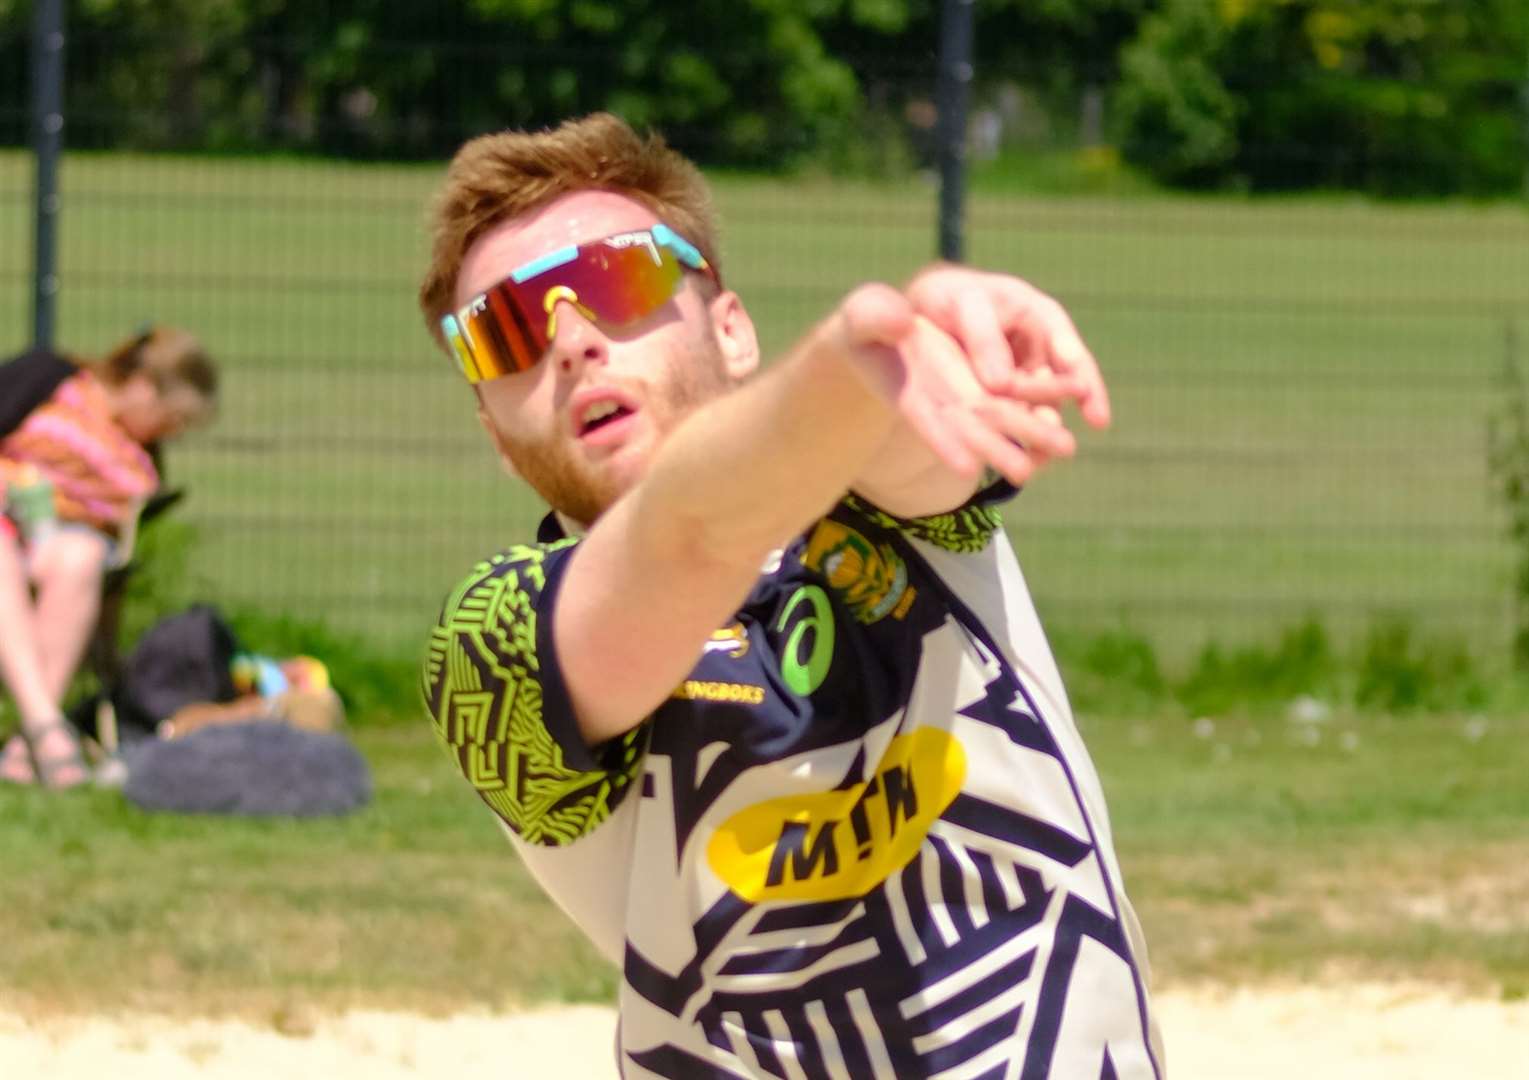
[423,487,1164,1079]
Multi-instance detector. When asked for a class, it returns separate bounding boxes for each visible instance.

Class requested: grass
[1,709,1524,1018]
[0,150,1525,1014]
[0,724,618,1018]
[2,151,1527,667]
[1090,707,1529,997]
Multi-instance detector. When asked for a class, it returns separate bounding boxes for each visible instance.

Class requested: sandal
[22,718,91,790]
[0,733,36,785]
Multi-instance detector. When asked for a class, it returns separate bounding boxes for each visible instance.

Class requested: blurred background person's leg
[0,524,90,787]
[27,526,108,703]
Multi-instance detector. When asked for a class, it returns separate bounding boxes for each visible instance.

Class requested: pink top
[1,371,158,535]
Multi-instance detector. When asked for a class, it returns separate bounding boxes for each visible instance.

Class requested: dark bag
[0,348,76,437]
[110,604,241,740]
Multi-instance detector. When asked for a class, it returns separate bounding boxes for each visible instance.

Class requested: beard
[497,329,735,527]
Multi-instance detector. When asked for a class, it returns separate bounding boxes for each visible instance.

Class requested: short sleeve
[844,476,1017,554]
[421,540,645,847]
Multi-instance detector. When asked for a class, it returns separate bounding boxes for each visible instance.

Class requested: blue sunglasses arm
[652,224,708,272]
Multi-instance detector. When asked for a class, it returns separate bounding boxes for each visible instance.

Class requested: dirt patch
[2,985,1525,1078]
[0,1005,620,1079]
[1155,983,1529,1079]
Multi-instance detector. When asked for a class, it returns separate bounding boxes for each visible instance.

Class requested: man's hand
[838,275,1103,496]
[905,263,1112,432]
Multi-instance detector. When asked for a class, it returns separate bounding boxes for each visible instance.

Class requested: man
[419,113,1163,1078]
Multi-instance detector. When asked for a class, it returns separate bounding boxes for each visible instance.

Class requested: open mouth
[578,400,634,437]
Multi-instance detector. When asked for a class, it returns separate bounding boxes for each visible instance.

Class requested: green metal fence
[3,34,1527,670]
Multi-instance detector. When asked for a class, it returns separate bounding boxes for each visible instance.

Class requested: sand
[2,984,1526,1078]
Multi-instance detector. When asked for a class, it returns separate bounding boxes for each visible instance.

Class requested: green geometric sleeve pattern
[843,491,1005,554]
[422,541,645,847]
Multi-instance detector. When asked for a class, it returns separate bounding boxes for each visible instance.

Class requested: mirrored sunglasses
[442,223,716,384]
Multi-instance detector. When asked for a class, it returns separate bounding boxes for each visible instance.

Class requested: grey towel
[123,720,371,817]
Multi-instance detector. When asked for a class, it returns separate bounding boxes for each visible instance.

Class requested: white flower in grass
[1287,695,1331,725]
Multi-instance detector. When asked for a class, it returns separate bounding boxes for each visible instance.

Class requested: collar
[536,511,587,543]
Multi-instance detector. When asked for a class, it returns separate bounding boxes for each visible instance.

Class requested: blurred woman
[0,327,218,788]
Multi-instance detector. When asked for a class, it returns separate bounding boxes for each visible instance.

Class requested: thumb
[838,283,915,351]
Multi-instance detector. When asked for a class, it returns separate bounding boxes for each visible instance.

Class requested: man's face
[455,191,756,525]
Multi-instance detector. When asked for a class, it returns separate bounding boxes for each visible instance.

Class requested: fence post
[935,0,974,263]
[30,0,65,350]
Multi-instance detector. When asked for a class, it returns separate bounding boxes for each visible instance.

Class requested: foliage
[1113,0,1242,185]
[0,0,925,168]
[1178,618,1340,716]
[1486,323,1529,668]
[3,0,1523,191]
[117,516,205,645]
[1352,617,1486,713]
[1054,625,1170,715]
[1057,615,1495,718]
[967,145,1159,195]
[1115,0,1529,195]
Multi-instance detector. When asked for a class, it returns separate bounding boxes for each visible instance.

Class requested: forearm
[635,313,899,570]
[556,307,903,745]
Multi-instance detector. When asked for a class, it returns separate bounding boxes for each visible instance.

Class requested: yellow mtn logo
[706,729,966,903]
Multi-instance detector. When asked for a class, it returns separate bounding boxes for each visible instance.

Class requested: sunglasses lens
[569,243,683,327]
[448,232,690,384]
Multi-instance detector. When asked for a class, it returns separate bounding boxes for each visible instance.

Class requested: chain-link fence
[3,29,1527,668]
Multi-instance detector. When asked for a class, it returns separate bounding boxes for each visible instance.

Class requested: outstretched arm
[555,282,1081,748]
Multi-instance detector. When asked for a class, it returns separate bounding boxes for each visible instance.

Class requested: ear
[707,290,760,382]
[475,397,523,481]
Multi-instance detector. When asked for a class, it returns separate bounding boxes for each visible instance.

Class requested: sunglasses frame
[442,223,715,384]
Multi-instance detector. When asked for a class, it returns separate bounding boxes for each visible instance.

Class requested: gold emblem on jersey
[706,728,966,903]
[703,622,750,659]
[802,520,915,624]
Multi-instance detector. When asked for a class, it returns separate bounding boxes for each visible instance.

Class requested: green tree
[1,1,1162,169]
[0,0,29,146]
[1113,0,1241,184]
[1116,0,1529,195]
[55,0,255,149]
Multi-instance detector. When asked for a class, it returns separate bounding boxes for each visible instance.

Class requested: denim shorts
[3,516,120,573]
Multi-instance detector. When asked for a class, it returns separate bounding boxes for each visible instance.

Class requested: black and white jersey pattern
[427,491,1163,1078]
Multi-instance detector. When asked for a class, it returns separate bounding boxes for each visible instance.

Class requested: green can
[7,467,57,541]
